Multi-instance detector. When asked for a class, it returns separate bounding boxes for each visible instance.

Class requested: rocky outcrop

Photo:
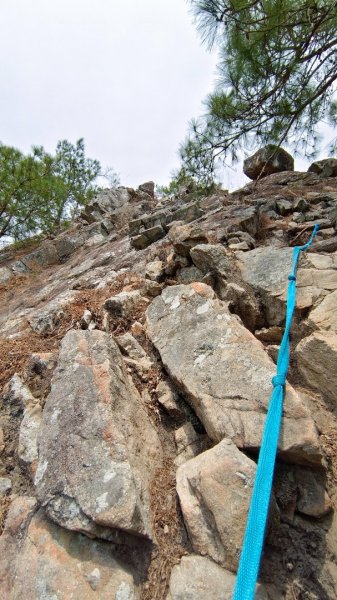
[35,330,162,541]
[2,162,337,599]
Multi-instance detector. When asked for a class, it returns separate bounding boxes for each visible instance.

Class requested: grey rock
[0,266,13,284]
[244,146,294,180]
[276,199,293,216]
[307,290,337,331]
[146,284,321,464]
[308,158,337,178]
[156,380,184,419]
[293,197,309,212]
[174,422,209,466]
[312,236,337,253]
[167,555,271,600]
[0,477,12,496]
[3,374,36,412]
[229,206,260,237]
[168,223,209,257]
[220,281,262,332]
[21,242,59,268]
[28,291,76,334]
[138,181,155,196]
[0,497,138,600]
[228,241,250,251]
[176,439,257,570]
[145,260,164,281]
[296,331,337,403]
[19,403,42,476]
[295,468,332,518]
[131,225,165,249]
[177,266,204,284]
[35,330,162,541]
[237,247,327,325]
[116,332,147,360]
[190,244,230,278]
[104,290,141,317]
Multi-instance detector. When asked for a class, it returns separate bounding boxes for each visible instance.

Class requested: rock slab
[35,329,162,541]
[146,283,321,464]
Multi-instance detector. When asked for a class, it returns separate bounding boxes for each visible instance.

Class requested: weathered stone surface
[220,281,262,331]
[237,247,328,325]
[104,290,141,317]
[146,284,321,464]
[295,468,332,518]
[35,330,162,541]
[0,266,13,284]
[145,259,164,281]
[2,374,36,413]
[174,422,210,466]
[276,199,293,216]
[307,290,337,331]
[177,265,204,284]
[21,242,59,269]
[166,555,271,600]
[296,331,337,403]
[130,225,165,249]
[156,380,184,420]
[0,477,12,496]
[19,403,42,476]
[243,146,294,180]
[138,181,155,196]
[176,439,256,570]
[308,158,337,178]
[28,291,77,334]
[190,244,230,278]
[228,206,260,237]
[0,497,138,600]
[168,223,209,257]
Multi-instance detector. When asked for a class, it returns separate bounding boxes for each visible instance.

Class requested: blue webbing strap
[233,224,319,600]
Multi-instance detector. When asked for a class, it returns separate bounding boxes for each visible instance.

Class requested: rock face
[243,145,294,180]
[35,329,162,541]
[146,283,321,464]
[0,497,138,600]
[2,167,337,599]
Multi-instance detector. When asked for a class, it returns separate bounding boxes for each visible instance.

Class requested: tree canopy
[0,139,119,241]
[180,0,337,184]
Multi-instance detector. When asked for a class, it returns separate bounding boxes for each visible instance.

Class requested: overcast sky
[0,1,334,192]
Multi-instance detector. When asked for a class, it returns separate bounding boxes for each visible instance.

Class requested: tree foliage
[0,139,119,241]
[181,0,337,183]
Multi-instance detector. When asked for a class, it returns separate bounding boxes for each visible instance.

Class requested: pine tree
[181,0,337,183]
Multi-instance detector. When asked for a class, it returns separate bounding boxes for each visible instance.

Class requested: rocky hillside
[1,157,337,599]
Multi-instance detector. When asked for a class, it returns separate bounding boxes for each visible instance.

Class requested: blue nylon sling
[233,224,319,600]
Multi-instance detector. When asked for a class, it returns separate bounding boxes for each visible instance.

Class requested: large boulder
[35,329,162,542]
[0,497,138,600]
[146,283,321,465]
[243,145,294,180]
[308,158,337,178]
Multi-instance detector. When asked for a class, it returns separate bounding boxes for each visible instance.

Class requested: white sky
[0,1,335,192]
